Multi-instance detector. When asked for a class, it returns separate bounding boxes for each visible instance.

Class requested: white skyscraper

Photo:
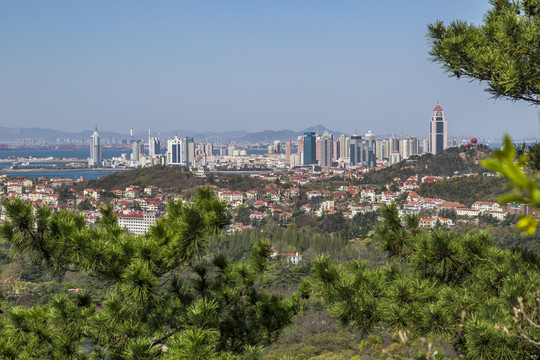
[167,136,182,165]
[89,126,101,167]
[132,140,143,162]
[401,137,418,159]
[167,136,194,166]
[148,130,160,158]
[339,134,348,160]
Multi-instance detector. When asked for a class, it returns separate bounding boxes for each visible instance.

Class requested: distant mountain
[0,125,345,145]
[133,130,247,143]
[302,124,345,138]
[239,129,299,143]
[238,125,346,143]
[0,127,123,144]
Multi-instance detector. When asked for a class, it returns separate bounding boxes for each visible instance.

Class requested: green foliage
[310,203,540,359]
[427,0,540,104]
[438,209,457,222]
[482,134,540,234]
[77,198,92,210]
[0,192,301,359]
[79,165,271,194]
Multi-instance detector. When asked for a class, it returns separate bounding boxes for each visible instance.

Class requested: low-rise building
[471,201,501,212]
[419,216,454,228]
[218,189,244,204]
[117,211,158,235]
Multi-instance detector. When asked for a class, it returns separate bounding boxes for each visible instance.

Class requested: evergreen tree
[427,0,540,104]
[0,188,302,359]
[310,203,540,359]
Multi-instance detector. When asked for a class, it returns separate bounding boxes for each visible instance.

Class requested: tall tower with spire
[429,103,447,154]
[89,125,101,167]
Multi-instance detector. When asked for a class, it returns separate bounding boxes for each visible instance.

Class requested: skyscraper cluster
[89,103,446,170]
[287,132,428,169]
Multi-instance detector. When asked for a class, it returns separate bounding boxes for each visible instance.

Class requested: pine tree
[427,0,540,104]
[0,188,302,359]
[310,203,540,359]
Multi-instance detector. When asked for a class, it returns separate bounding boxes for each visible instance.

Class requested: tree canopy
[310,203,540,359]
[427,0,540,104]
[0,188,302,359]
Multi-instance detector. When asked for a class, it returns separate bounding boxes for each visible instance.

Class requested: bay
[0,149,130,180]
[0,148,129,160]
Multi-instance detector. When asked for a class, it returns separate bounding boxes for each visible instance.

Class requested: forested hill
[416,175,507,206]
[79,166,272,193]
[363,145,492,185]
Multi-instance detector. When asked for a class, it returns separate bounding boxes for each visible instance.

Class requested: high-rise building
[401,137,418,159]
[132,140,143,162]
[297,135,304,156]
[289,154,300,168]
[319,131,333,168]
[149,137,160,158]
[382,139,390,159]
[148,129,160,158]
[167,136,194,166]
[167,136,182,165]
[315,135,321,162]
[285,139,292,165]
[349,135,363,166]
[422,138,429,154]
[429,103,448,154]
[375,139,384,161]
[183,137,194,166]
[388,135,399,155]
[364,130,376,167]
[89,126,101,167]
[303,132,316,165]
[205,143,213,156]
[339,134,348,160]
[333,138,340,162]
[390,151,401,165]
[273,140,281,154]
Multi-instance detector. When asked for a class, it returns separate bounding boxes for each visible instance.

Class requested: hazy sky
[1,1,538,138]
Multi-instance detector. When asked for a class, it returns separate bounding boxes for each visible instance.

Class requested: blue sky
[1,1,538,138]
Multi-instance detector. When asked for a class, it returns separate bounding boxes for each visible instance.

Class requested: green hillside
[364,145,492,185]
[416,174,508,206]
[78,165,273,193]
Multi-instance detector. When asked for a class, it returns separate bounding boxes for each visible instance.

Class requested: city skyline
[1,1,539,138]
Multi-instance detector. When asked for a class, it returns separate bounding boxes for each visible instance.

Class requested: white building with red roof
[471,201,502,212]
[117,211,159,235]
[218,189,244,204]
[419,216,454,228]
